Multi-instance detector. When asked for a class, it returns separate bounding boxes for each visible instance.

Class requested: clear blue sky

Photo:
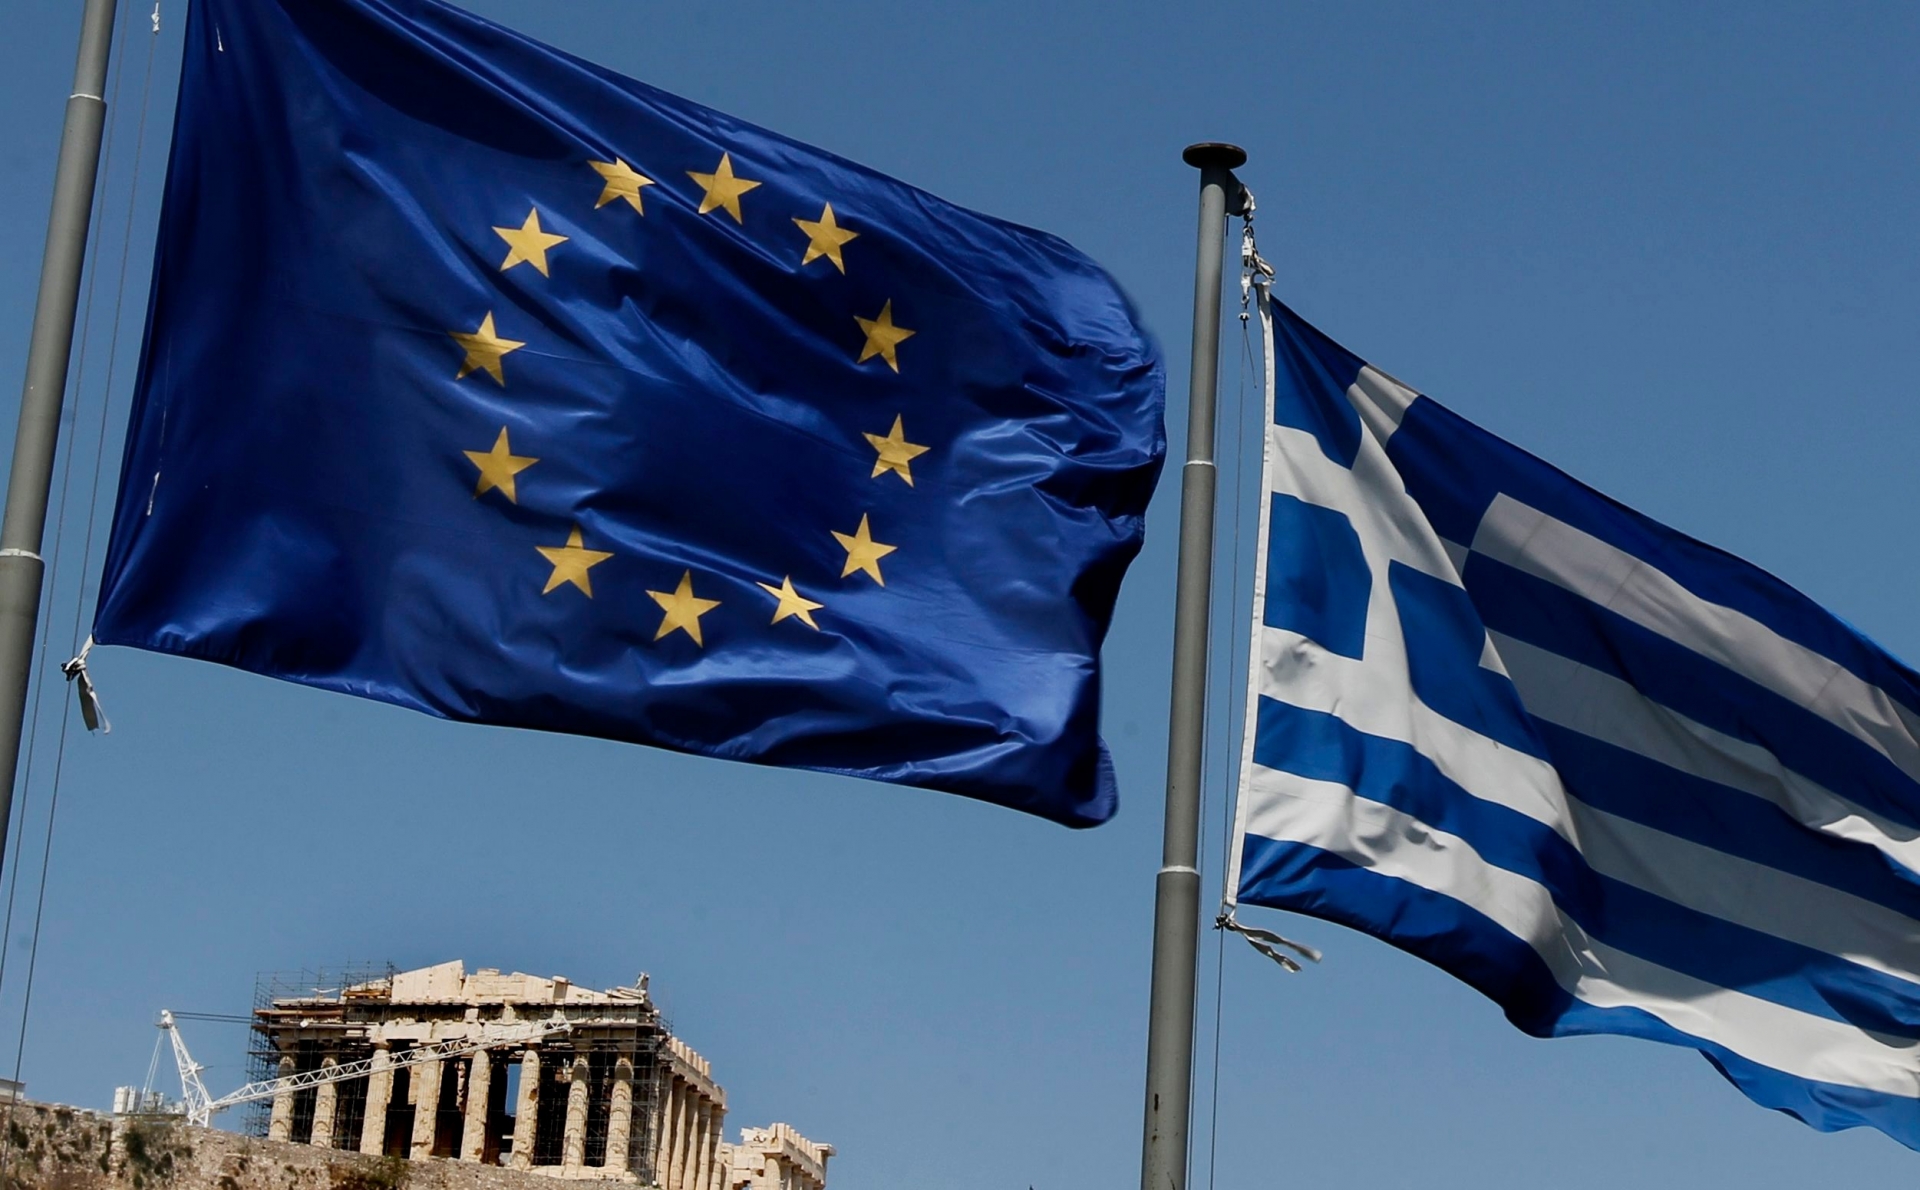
[3,2,1920,1187]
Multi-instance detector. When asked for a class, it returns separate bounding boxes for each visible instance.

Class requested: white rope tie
[1238,192,1274,321]
[1216,910,1321,974]
[59,636,108,734]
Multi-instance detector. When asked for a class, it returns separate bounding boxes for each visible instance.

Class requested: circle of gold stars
[439,145,952,651]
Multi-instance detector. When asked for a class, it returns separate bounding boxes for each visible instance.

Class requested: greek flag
[1229,290,1920,1146]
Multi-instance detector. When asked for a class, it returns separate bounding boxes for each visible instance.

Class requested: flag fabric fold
[93,0,1164,827]
[1232,288,1920,1145]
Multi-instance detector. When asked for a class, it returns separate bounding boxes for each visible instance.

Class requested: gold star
[464,428,539,503]
[793,203,859,273]
[854,300,915,372]
[863,415,930,486]
[494,209,569,276]
[687,153,762,224]
[832,514,897,586]
[590,158,654,214]
[450,312,526,385]
[537,525,613,597]
[756,576,823,630]
[649,570,722,645]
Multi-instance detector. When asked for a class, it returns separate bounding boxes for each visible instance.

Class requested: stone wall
[0,1101,622,1190]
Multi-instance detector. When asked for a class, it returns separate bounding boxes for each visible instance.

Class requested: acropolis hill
[29,961,831,1190]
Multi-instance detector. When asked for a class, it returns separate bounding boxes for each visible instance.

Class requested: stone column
[561,1054,590,1171]
[267,1057,295,1142]
[706,1116,724,1190]
[310,1058,339,1148]
[651,1077,678,1186]
[360,1042,392,1155]
[410,1056,444,1158]
[509,1048,540,1170]
[459,1052,493,1162]
[670,1090,694,1190]
[604,1056,634,1173]
[691,1106,711,1190]
[682,1103,700,1190]
[686,1089,706,1190]
[690,1098,707,1190]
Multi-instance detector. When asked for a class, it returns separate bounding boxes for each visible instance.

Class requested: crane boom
[160,1011,214,1125]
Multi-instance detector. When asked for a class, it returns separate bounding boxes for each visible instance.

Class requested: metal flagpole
[1140,142,1246,1190]
[0,0,121,876]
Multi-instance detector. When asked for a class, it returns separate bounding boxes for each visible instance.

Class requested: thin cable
[0,0,133,1004]
[3,0,158,1123]
[140,1027,164,1098]
[1186,229,1251,1190]
[0,4,134,1177]
[77,0,165,638]
[1189,230,1262,1188]
[1203,256,1261,1190]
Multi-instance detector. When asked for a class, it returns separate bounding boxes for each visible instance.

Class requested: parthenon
[249,962,829,1190]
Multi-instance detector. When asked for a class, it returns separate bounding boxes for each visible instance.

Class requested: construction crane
[153,1008,572,1128]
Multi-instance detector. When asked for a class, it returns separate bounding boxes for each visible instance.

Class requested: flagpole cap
[1182,142,1247,170]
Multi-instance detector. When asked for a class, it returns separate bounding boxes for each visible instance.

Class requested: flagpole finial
[1182,141,1247,169]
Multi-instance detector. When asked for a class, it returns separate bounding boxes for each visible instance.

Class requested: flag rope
[1211,264,1322,976]
[0,0,128,1150]
[1199,195,1285,1190]
[1200,254,1255,1190]
[0,6,157,1162]
[0,0,135,1048]
[1199,229,1322,1190]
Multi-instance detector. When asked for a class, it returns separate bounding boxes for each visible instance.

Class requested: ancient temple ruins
[249,962,829,1190]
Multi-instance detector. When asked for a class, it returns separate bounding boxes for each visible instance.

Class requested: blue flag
[93,0,1164,827]
[1232,290,1920,1145]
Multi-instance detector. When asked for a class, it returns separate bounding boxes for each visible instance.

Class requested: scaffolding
[243,962,670,1181]
[243,963,396,1139]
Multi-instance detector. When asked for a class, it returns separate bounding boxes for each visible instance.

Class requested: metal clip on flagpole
[1139,142,1247,1190]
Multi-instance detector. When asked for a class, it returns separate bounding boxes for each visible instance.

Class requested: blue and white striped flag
[1230,290,1920,1146]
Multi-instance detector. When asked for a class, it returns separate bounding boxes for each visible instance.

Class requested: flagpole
[1140,142,1245,1190]
[0,0,120,876]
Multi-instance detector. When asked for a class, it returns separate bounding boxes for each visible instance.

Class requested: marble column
[561,1054,590,1171]
[310,1058,339,1148]
[666,1086,689,1190]
[409,1056,444,1158]
[674,1090,697,1190]
[509,1048,540,1170]
[706,1116,724,1190]
[267,1057,295,1142]
[360,1042,392,1155]
[651,1077,677,1185]
[691,1106,711,1190]
[459,1052,493,1162]
[604,1056,634,1173]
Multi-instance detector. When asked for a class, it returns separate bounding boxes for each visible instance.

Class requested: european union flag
[93,0,1164,827]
